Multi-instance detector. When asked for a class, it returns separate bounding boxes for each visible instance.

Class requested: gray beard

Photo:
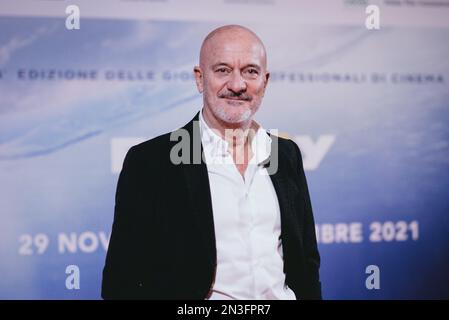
[214,107,252,124]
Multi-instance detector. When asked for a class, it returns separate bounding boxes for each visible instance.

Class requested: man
[102,25,321,300]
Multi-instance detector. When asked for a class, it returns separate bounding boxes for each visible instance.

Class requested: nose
[226,70,247,94]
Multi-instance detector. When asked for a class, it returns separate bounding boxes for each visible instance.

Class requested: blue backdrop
[0,2,448,299]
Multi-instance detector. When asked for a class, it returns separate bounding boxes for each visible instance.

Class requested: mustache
[218,91,252,101]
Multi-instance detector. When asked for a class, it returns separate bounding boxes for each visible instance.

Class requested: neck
[202,107,258,149]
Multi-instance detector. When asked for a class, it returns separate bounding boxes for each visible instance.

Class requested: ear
[193,66,203,93]
[263,71,270,89]
[261,71,270,95]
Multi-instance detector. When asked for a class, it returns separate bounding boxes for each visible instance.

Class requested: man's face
[194,32,269,125]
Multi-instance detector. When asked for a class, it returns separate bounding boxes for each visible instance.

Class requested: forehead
[202,34,266,67]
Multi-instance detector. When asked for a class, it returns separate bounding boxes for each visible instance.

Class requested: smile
[223,97,248,101]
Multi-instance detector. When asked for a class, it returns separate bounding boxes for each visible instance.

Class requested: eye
[216,68,230,74]
[245,68,259,75]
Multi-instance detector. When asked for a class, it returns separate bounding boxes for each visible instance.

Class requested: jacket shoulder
[131,131,173,154]
[269,133,300,156]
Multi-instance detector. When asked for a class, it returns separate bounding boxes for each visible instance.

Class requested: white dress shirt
[199,110,296,300]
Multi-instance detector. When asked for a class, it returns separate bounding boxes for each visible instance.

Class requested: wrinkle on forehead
[199,25,267,70]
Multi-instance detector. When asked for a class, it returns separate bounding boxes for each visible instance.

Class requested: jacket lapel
[181,112,217,264]
[267,136,304,257]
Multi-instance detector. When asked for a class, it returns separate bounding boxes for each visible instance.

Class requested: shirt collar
[199,108,272,166]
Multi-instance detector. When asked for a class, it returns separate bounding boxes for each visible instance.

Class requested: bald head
[199,25,267,70]
[194,25,270,128]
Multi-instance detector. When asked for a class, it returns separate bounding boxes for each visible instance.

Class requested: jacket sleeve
[290,140,322,300]
[101,146,146,299]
